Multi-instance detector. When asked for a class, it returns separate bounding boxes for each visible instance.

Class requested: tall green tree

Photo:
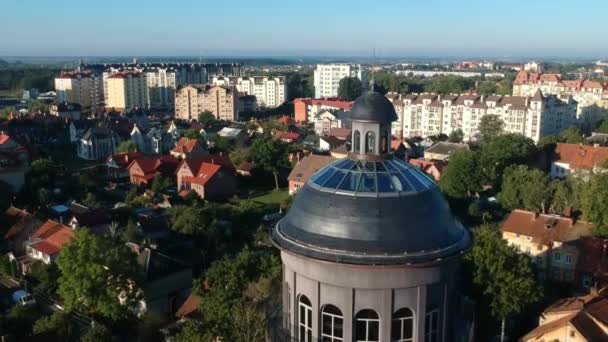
[33,312,78,341]
[498,165,552,213]
[448,129,464,143]
[198,111,216,127]
[465,225,542,342]
[249,138,289,189]
[479,134,536,185]
[337,77,362,101]
[559,126,584,144]
[117,140,137,153]
[597,119,608,134]
[439,150,483,198]
[56,229,142,321]
[478,114,505,141]
[580,171,608,236]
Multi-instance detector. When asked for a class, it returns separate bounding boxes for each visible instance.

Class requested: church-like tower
[271,91,472,342]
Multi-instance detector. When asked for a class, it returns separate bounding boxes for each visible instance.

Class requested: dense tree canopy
[580,171,608,237]
[56,229,142,321]
[197,111,216,127]
[479,134,536,185]
[33,312,79,341]
[337,76,362,101]
[440,150,483,198]
[448,129,464,143]
[249,138,289,189]
[478,114,505,142]
[498,165,552,213]
[117,140,137,153]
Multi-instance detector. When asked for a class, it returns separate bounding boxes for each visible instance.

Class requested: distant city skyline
[2,0,608,58]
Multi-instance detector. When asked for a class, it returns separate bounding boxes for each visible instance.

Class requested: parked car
[12,289,36,306]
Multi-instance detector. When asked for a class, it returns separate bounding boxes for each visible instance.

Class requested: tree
[210,135,234,153]
[81,324,114,342]
[184,128,202,140]
[122,219,141,243]
[479,134,536,185]
[597,119,608,134]
[56,229,142,321]
[439,150,483,199]
[117,140,137,153]
[198,111,216,127]
[4,305,41,337]
[150,176,171,194]
[559,126,584,144]
[229,147,249,168]
[478,114,505,141]
[498,165,552,213]
[82,192,98,208]
[448,129,464,143]
[337,77,362,101]
[465,225,542,342]
[249,138,289,189]
[33,312,78,341]
[168,204,204,235]
[29,262,59,297]
[550,178,579,215]
[580,171,608,236]
[37,188,52,206]
[0,254,11,275]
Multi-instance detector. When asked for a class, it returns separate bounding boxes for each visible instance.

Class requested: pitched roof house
[408,159,446,181]
[22,220,74,271]
[423,142,469,161]
[551,143,608,178]
[128,155,179,186]
[170,137,208,159]
[1,207,41,255]
[77,127,119,161]
[501,209,593,284]
[522,290,608,341]
[176,157,236,200]
[288,155,335,194]
[105,152,144,179]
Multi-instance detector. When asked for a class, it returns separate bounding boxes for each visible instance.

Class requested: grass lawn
[250,188,289,205]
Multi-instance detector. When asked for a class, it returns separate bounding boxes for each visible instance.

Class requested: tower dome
[349,91,398,123]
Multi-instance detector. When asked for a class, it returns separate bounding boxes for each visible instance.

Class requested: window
[425,309,439,342]
[392,308,414,342]
[553,251,562,263]
[365,132,376,154]
[353,130,361,153]
[321,305,343,342]
[355,309,380,342]
[583,275,593,288]
[565,254,573,265]
[298,295,313,342]
[381,131,388,153]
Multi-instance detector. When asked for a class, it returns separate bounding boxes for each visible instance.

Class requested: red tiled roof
[30,220,74,256]
[182,163,221,186]
[128,155,178,175]
[288,155,335,183]
[277,132,300,141]
[554,143,608,170]
[501,209,593,245]
[329,128,351,139]
[304,98,354,110]
[409,159,446,172]
[172,138,202,154]
[106,152,144,168]
[0,134,11,145]
[175,293,201,319]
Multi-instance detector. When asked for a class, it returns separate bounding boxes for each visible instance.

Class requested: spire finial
[370,48,376,92]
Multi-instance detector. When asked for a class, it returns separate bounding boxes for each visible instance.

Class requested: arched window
[424,308,439,342]
[391,308,414,342]
[381,130,388,153]
[355,309,380,342]
[353,130,361,153]
[298,295,313,342]
[321,304,343,342]
[365,132,376,154]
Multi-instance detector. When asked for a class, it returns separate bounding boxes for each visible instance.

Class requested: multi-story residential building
[77,127,120,160]
[212,76,286,108]
[313,64,367,98]
[103,71,148,111]
[49,102,81,120]
[501,209,593,283]
[54,71,103,108]
[550,143,608,178]
[389,91,577,142]
[313,109,350,136]
[293,98,353,124]
[174,85,239,122]
[143,67,177,110]
[512,70,607,125]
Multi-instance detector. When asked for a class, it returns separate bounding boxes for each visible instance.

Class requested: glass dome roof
[308,158,435,196]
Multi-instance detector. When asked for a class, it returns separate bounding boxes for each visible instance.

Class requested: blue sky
[1,0,607,57]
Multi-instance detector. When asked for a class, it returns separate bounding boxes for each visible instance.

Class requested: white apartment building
[211,76,286,108]
[313,64,367,98]
[144,68,177,109]
[512,70,606,125]
[103,71,148,111]
[54,71,103,108]
[174,84,239,122]
[388,91,577,142]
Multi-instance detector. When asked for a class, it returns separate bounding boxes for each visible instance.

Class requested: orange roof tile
[501,209,592,245]
[30,220,74,256]
[554,143,608,170]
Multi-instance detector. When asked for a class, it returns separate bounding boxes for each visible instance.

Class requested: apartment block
[54,71,103,108]
[512,70,607,125]
[313,64,367,98]
[174,84,239,122]
[103,71,148,111]
[388,90,577,142]
[211,76,286,108]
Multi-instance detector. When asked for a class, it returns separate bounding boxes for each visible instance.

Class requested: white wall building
[103,71,148,111]
[313,64,367,98]
[55,71,103,108]
[211,76,286,108]
[388,91,577,143]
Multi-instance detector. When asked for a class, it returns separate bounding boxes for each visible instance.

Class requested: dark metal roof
[272,157,471,265]
[349,92,398,123]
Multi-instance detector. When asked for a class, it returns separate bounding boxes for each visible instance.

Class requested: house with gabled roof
[288,155,335,194]
[175,157,236,200]
[170,137,208,159]
[20,220,74,273]
[1,206,41,255]
[128,155,179,186]
[551,143,608,178]
[106,151,145,179]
